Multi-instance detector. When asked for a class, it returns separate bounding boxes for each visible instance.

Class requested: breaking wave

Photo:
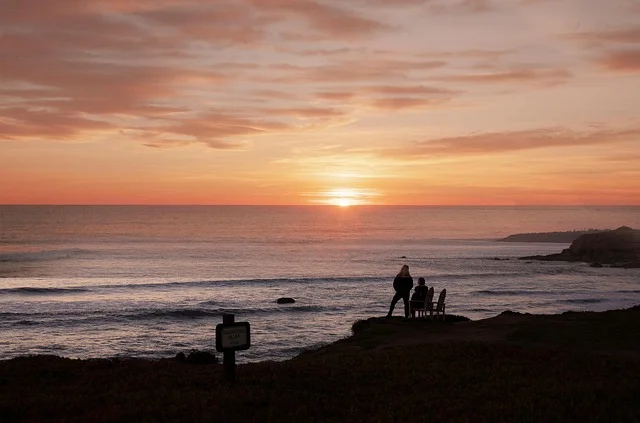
[0,287,90,296]
[0,248,87,263]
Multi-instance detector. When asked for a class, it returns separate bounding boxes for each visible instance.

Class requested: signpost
[215,314,250,383]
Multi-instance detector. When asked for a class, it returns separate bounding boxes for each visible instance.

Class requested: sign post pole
[222,314,236,384]
[216,313,250,384]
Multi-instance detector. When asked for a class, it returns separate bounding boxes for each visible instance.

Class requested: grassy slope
[1,307,639,423]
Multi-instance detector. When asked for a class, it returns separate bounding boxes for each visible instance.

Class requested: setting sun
[332,198,352,207]
[320,188,371,206]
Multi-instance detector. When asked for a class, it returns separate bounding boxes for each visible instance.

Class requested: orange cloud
[562,25,640,74]
[148,111,294,149]
[316,91,356,101]
[368,97,450,110]
[385,127,640,158]
[267,59,446,84]
[246,0,392,38]
[420,49,515,61]
[314,84,459,108]
[263,107,348,119]
[0,0,636,160]
[435,68,572,85]
[429,0,495,14]
[358,0,432,6]
[567,27,640,45]
[1,0,451,148]
[0,107,113,140]
[599,50,640,72]
[364,85,458,95]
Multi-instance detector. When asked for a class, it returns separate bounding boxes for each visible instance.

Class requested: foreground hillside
[1,306,639,423]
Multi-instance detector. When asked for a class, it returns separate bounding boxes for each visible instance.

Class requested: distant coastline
[497,229,606,243]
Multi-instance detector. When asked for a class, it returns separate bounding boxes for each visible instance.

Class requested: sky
[1,0,639,206]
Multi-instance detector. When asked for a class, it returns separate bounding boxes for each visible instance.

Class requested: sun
[325,188,360,207]
[333,197,353,207]
[316,187,379,207]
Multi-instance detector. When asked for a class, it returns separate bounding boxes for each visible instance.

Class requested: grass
[1,307,639,422]
[507,305,640,352]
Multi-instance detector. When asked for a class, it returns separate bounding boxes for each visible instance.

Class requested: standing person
[387,264,414,318]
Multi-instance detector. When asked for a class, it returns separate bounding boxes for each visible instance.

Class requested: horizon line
[1,204,639,207]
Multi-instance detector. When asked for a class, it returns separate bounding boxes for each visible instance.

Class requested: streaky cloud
[384,126,640,158]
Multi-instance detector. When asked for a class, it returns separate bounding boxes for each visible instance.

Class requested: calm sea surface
[1,206,639,362]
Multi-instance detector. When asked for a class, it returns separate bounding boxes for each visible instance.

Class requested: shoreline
[2,305,639,364]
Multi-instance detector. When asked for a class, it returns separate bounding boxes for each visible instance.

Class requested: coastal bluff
[1,306,639,422]
[520,226,640,268]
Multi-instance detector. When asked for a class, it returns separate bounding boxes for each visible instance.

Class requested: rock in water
[277,297,295,304]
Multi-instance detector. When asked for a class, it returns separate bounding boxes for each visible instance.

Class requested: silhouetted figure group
[386,265,435,318]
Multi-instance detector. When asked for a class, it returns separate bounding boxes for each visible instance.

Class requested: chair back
[425,287,434,310]
[435,289,446,312]
[426,287,434,303]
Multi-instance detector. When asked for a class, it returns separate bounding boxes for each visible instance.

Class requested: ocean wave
[90,276,384,291]
[558,298,604,304]
[0,304,338,327]
[132,304,332,320]
[133,309,220,319]
[13,320,38,326]
[0,287,90,296]
[474,289,556,296]
[437,272,526,280]
[0,248,87,263]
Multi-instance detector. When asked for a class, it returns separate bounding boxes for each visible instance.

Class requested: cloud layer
[1,0,639,204]
[0,0,592,147]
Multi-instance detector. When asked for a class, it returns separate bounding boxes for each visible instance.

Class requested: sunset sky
[1,0,639,205]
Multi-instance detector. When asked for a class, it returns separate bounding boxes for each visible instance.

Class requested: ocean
[1,205,639,363]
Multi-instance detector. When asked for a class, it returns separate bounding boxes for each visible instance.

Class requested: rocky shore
[520,226,640,268]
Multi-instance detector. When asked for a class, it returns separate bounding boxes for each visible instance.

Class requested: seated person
[409,277,428,318]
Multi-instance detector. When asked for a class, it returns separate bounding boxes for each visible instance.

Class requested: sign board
[216,322,250,352]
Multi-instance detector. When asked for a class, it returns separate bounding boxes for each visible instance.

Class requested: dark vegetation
[508,305,640,353]
[1,307,639,422]
[173,349,218,364]
[351,313,470,334]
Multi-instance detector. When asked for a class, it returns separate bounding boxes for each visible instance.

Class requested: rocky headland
[520,226,640,268]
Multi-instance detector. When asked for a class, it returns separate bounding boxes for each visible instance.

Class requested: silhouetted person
[410,277,428,318]
[387,264,414,318]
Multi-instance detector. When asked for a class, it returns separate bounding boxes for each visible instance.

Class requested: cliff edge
[520,226,640,268]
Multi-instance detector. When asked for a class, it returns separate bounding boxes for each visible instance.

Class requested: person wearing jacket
[387,264,414,318]
[409,277,428,318]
